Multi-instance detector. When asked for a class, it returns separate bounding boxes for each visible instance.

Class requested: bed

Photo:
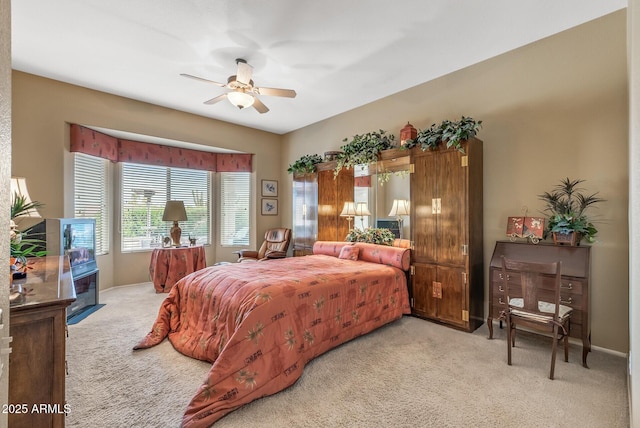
[134,241,411,427]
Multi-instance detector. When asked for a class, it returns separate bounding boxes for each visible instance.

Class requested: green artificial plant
[345,227,395,246]
[404,116,482,153]
[334,130,395,177]
[538,177,604,244]
[287,154,324,174]
[10,193,47,269]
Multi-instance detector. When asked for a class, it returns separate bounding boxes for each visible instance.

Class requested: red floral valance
[70,124,253,172]
[70,123,119,161]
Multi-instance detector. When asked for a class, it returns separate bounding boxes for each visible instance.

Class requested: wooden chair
[500,256,573,379]
[234,228,291,262]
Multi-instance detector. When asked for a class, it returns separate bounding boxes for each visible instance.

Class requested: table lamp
[162,200,187,246]
[388,199,410,239]
[354,202,371,230]
[340,201,356,231]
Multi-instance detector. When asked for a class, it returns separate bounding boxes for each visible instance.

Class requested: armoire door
[317,169,337,241]
[411,153,437,264]
[435,149,468,267]
[292,172,317,255]
[411,263,437,319]
[317,167,353,242]
[435,265,467,328]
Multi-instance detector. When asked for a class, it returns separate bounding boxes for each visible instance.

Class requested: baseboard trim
[591,344,628,358]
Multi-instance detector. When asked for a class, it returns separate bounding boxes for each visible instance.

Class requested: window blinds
[74,153,110,255]
[121,162,210,251]
[220,172,250,246]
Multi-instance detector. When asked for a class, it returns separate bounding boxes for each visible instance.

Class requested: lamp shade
[388,199,410,217]
[11,176,41,219]
[354,202,371,216]
[340,201,356,217]
[227,91,255,109]
[162,200,187,221]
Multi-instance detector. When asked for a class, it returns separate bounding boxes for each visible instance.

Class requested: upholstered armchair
[235,228,291,262]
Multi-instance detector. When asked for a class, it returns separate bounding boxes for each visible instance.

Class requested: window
[74,153,110,255]
[121,163,210,251]
[220,172,250,246]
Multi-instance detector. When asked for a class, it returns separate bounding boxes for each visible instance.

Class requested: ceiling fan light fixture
[181,58,293,114]
[227,91,255,109]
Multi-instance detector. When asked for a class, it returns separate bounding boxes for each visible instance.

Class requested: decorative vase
[552,231,582,246]
[400,122,417,147]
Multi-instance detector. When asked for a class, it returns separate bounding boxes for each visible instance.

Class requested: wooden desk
[9,256,76,428]
[149,245,206,293]
[487,241,591,367]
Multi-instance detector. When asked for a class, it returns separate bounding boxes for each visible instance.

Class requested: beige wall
[11,72,283,288]
[282,11,629,352]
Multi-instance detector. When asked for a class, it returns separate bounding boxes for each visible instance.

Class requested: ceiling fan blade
[254,86,297,98]
[236,59,253,86]
[252,97,270,114]
[180,73,226,87]
[203,93,228,105]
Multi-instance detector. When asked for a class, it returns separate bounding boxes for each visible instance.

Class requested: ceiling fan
[180,58,297,114]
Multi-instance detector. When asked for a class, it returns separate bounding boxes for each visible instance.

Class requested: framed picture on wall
[262,180,278,197]
[261,198,278,215]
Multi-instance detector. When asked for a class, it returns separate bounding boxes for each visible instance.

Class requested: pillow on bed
[354,242,411,271]
[338,245,359,261]
[312,241,353,257]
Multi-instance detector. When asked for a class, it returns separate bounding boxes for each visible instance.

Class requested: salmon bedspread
[134,242,410,427]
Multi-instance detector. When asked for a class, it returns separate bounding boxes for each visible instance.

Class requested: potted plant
[345,227,395,246]
[287,154,323,174]
[334,129,395,177]
[538,177,604,245]
[404,116,482,153]
[10,193,47,277]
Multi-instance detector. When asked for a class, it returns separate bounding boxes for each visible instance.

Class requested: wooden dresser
[9,256,76,428]
[487,241,591,367]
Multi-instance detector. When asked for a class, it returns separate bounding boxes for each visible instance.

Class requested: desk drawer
[491,270,584,295]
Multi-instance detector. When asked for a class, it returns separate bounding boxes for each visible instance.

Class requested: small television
[376,219,400,239]
[30,218,99,318]
[31,218,97,277]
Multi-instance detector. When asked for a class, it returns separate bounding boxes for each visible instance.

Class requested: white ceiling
[11,0,626,136]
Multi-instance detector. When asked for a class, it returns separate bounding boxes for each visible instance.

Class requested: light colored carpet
[66,282,629,428]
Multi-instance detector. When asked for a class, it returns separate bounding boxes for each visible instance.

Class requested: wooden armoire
[292,161,354,256]
[409,138,484,332]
